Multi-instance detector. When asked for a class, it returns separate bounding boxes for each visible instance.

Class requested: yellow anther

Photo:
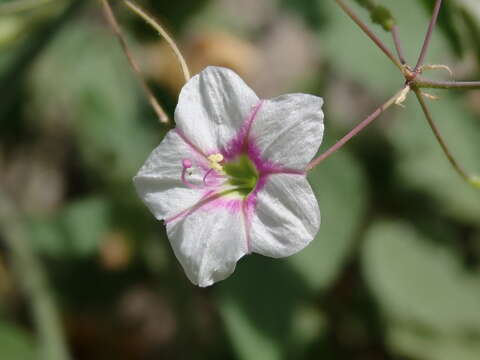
[208,153,224,172]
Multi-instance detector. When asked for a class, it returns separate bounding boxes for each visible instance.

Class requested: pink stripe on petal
[175,128,208,159]
[202,196,242,214]
[221,100,309,177]
[241,194,257,254]
[222,101,264,161]
[165,189,243,224]
[263,168,306,176]
[165,190,216,224]
[245,100,264,138]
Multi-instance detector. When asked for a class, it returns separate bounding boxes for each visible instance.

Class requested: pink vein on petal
[241,197,253,253]
[222,100,264,161]
[263,168,306,176]
[175,128,208,159]
[165,190,216,224]
[165,189,245,225]
[245,100,264,138]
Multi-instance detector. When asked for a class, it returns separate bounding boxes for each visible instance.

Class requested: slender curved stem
[100,0,170,124]
[123,0,191,83]
[391,25,406,64]
[414,0,443,72]
[0,190,71,360]
[413,88,470,182]
[334,0,403,71]
[415,78,480,90]
[307,87,408,171]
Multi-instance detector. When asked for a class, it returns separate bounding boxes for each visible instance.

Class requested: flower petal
[250,174,320,257]
[167,199,248,287]
[249,94,324,170]
[175,66,259,153]
[133,130,206,220]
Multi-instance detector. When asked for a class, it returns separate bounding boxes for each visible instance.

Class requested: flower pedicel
[134,66,324,286]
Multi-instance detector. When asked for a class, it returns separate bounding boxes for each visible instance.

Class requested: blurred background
[1,0,480,359]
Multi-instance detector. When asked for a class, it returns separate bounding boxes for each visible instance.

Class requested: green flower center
[223,155,259,197]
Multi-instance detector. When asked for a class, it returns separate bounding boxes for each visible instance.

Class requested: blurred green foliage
[0,0,479,359]
[0,323,35,359]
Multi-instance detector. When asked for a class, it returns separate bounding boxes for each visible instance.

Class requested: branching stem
[415,78,480,90]
[413,88,470,182]
[414,0,443,72]
[334,0,403,71]
[391,25,406,64]
[323,0,480,187]
[123,0,191,83]
[307,87,408,171]
[100,0,170,124]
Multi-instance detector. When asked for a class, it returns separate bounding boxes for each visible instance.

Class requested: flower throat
[223,155,259,197]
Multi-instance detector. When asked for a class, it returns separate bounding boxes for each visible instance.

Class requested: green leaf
[363,220,480,360]
[289,149,367,290]
[419,0,465,57]
[28,217,65,258]
[387,95,480,224]
[0,322,35,360]
[220,296,281,360]
[30,21,159,184]
[319,0,451,90]
[455,0,480,63]
[29,197,110,258]
[217,255,326,360]
[389,323,480,360]
[217,150,362,360]
[60,197,110,257]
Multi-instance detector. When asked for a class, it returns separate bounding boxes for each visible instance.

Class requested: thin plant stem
[334,0,403,71]
[123,0,191,83]
[415,78,480,90]
[391,25,406,64]
[307,86,408,171]
[0,190,71,360]
[413,88,470,182]
[100,0,169,124]
[414,0,443,72]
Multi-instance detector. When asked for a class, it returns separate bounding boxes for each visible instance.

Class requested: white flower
[134,66,324,287]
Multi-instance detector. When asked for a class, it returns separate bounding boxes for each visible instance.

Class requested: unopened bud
[469,176,480,189]
[371,6,396,31]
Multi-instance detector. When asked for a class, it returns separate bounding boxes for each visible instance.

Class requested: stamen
[208,153,224,172]
[203,168,214,186]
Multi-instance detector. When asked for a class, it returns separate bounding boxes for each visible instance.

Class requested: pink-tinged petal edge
[165,100,307,254]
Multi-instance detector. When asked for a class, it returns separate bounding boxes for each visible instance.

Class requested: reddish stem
[391,25,406,65]
[100,0,170,124]
[415,78,480,90]
[307,87,407,171]
[414,0,443,72]
[413,89,470,182]
[335,0,403,70]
